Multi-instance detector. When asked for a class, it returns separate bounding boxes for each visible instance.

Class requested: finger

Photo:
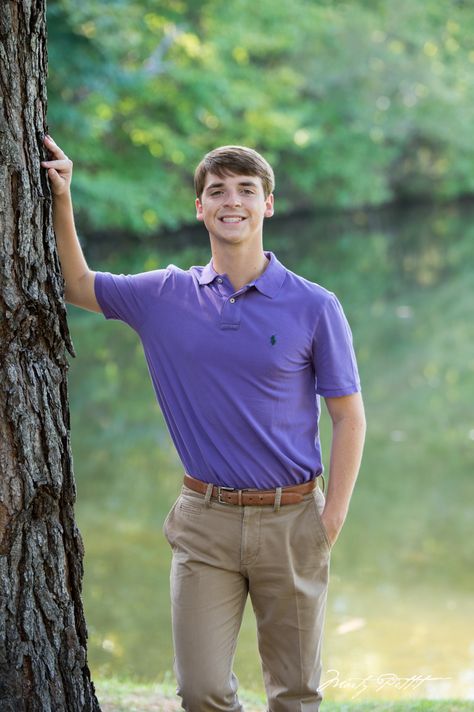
[43,135,66,160]
[41,158,70,169]
[47,168,65,188]
[47,168,60,183]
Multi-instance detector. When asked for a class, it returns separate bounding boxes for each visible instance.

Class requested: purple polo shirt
[94,251,360,489]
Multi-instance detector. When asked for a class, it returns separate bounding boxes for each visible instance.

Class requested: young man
[42,136,366,711]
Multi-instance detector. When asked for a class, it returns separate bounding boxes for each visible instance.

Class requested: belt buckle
[217,486,236,504]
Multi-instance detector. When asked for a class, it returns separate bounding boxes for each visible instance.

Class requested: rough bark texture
[0,3,101,710]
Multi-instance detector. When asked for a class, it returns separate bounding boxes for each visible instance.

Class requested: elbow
[63,285,74,304]
[63,270,92,304]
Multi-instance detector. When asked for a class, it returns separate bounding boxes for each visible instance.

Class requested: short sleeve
[94,269,171,332]
[312,293,361,397]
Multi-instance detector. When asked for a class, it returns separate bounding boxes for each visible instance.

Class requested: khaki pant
[163,481,332,712]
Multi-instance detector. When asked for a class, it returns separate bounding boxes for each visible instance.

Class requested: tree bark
[0,2,101,710]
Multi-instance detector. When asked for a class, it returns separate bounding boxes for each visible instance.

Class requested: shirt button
[229,297,236,303]
[217,278,223,284]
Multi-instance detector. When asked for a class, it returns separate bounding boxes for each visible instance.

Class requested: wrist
[322,504,346,528]
[52,188,72,202]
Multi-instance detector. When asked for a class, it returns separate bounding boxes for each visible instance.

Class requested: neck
[210,242,269,292]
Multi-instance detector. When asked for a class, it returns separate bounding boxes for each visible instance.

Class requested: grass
[94,678,472,712]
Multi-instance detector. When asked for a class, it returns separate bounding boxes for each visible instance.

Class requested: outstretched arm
[41,135,101,313]
[320,392,366,546]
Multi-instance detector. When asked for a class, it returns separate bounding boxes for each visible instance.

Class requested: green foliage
[47,0,474,233]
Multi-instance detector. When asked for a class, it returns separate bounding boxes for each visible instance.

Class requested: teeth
[221,217,243,223]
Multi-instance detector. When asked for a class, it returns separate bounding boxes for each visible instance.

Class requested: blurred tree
[46,0,474,234]
[0,2,100,710]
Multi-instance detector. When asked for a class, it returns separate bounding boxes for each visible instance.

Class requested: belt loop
[273,487,282,513]
[320,474,326,494]
[204,482,213,507]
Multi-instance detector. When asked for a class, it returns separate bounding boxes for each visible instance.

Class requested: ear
[195,197,204,221]
[264,193,274,218]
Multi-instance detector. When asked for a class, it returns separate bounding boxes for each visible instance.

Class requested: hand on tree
[41,135,73,196]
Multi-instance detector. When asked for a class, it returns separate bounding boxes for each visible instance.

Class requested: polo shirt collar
[198,260,219,286]
[198,251,286,299]
[254,251,287,298]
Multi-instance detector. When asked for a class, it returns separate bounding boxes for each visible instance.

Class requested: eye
[210,190,223,196]
[242,189,254,195]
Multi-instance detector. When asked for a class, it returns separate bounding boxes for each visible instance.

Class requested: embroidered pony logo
[270,335,277,346]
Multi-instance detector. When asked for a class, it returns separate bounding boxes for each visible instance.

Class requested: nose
[223,191,242,207]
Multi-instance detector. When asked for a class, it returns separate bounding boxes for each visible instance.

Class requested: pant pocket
[162,497,180,540]
[311,489,332,551]
[178,494,204,518]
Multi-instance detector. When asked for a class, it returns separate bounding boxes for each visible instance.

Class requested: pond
[69,201,474,702]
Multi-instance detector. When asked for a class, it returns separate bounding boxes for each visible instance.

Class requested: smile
[219,217,246,223]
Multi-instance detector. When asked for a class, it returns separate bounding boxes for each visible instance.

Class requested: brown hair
[194,145,275,199]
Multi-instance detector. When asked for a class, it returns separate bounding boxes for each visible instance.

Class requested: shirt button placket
[220,294,241,329]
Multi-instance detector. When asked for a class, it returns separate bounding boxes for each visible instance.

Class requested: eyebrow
[205,180,259,192]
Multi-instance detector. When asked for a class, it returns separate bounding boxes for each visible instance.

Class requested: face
[195,172,274,247]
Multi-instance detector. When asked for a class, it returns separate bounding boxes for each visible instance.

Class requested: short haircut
[194,145,275,199]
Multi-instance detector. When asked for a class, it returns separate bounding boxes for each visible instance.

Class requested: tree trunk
[0,2,101,710]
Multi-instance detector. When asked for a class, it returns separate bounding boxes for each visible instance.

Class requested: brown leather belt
[183,473,318,506]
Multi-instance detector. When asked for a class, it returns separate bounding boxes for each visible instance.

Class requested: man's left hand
[320,511,344,548]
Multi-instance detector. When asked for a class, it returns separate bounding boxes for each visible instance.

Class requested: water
[70,201,474,701]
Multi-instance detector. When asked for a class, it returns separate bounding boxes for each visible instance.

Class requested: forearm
[323,406,366,528]
[52,190,90,298]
